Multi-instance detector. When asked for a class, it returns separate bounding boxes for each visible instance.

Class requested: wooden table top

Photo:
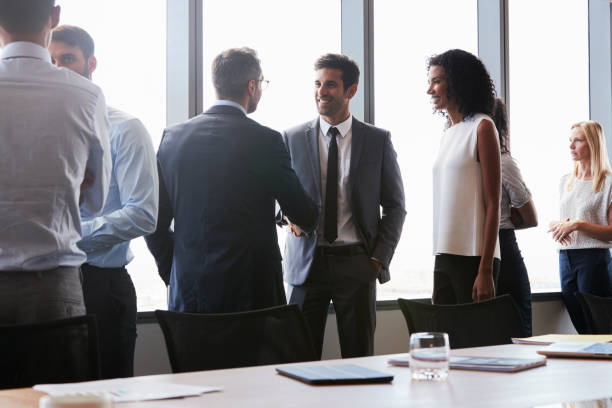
[2,344,611,408]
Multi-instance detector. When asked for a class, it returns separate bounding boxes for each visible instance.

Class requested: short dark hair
[492,98,510,153]
[0,0,55,34]
[211,47,262,99]
[314,53,360,90]
[51,25,95,60]
[428,49,496,119]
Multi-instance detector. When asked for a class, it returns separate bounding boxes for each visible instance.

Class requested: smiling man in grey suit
[283,54,405,358]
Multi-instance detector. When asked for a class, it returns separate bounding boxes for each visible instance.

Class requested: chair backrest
[397,295,527,349]
[0,315,100,389]
[576,292,612,334]
[155,304,317,373]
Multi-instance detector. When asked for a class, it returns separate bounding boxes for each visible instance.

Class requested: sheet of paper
[512,334,612,345]
[34,378,220,402]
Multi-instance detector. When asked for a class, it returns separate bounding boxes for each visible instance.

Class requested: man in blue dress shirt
[49,26,158,379]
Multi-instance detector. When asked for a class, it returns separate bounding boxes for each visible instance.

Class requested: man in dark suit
[283,54,405,358]
[146,48,319,313]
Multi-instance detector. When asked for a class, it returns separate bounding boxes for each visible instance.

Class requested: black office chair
[0,315,100,389]
[576,292,612,334]
[397,294,528,349]
[155,304,317,373]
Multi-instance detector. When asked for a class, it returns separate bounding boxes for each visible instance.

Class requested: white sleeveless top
[432,113,501,259]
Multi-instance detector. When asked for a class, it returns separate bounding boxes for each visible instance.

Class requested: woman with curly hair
[549,121,612,333]
[428,49,501,305]
[492,98,538,336]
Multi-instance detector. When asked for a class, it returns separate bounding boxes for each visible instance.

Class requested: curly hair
[428,49,496,119]
[492,98,509,153]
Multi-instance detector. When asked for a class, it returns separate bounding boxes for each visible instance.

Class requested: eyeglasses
[256,78,270,91]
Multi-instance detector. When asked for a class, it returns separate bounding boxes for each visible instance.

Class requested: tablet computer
[276,364,393,385]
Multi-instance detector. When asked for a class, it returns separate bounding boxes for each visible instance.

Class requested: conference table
[1,344,611,407]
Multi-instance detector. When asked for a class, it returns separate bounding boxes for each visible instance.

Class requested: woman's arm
[550,205,612,243]
[511,200,538,229]
[474,119,501,302]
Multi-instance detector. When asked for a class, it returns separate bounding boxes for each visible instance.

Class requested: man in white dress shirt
[49,25,158,379]
[0,0,111,324]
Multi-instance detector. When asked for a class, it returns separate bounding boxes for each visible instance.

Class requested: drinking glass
[409,332,450,381]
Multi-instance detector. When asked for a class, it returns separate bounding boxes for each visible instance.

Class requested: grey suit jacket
[282,117,406,286]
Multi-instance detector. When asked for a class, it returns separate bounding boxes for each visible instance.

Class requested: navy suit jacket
[282,117,405,286]
[146,105,319,312]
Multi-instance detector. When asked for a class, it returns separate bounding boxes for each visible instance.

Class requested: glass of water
[409,332,450,381]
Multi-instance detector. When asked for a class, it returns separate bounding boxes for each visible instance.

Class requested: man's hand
[472,264,494,302]
[284,216,303,237]
[371,259,383,276]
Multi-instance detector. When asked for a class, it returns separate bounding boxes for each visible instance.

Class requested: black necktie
[324,127,339,243]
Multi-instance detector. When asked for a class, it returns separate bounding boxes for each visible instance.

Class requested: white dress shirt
[318,115,361,245]
[79,107,158,268]
[0,41,111,271]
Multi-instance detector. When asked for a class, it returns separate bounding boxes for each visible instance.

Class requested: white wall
[133,298,575,376]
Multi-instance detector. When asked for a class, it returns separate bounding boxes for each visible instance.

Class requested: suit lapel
[305,119,322,198]
[349,117,364,192]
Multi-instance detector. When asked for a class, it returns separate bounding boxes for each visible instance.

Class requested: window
[202,0,342,262]
[373,0,478,299]
[58,0,167,311]
[202,0,341,130]
[508,0,589,292]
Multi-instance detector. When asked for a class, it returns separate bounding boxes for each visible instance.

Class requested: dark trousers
[289,251,377,359]
[498,229,533,336]
[433,254,500,304]
[81,264,137,379]
[559,249,612,334]
[0,266,85,324]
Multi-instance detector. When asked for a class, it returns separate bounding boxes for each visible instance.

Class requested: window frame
[149,0,611,313]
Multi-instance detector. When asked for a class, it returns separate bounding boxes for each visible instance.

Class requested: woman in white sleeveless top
[548,121,612,333]
[428,49,501,304]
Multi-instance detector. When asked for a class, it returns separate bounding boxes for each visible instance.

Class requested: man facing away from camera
[0,0,111,325]
[146,47,319,314]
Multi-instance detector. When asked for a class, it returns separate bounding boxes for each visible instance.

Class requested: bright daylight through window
[43,0,590,311]
[374,0,478,300]
[57,0,167,311]
[508,0,589,292]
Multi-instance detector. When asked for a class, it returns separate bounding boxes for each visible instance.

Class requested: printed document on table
[34,378,220,402]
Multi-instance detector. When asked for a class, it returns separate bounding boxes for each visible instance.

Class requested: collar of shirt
[1,41,51,63]
[212,99,247,116]
[319,115,353,138]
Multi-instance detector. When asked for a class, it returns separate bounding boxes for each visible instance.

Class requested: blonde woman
[549,121,612,333]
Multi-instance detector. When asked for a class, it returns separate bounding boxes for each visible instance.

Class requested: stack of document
[35,378,220,402]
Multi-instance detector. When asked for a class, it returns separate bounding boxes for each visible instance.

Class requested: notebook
[537,342,612,359]
[387,354,546,372]
[276,364,394,385]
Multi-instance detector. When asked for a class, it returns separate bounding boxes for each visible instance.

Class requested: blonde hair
[567,121,611,193]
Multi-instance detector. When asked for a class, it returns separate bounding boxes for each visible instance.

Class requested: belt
[315,244,366,257]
